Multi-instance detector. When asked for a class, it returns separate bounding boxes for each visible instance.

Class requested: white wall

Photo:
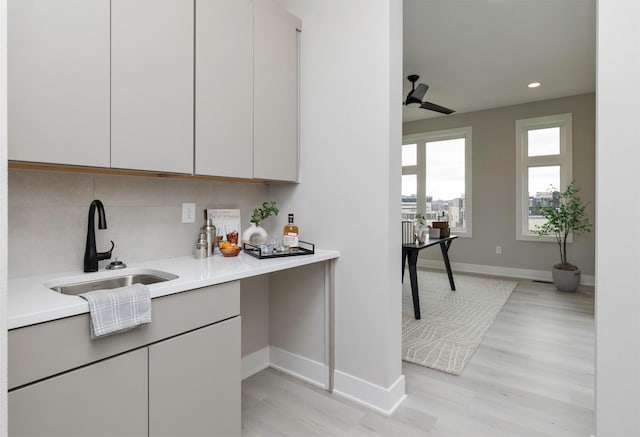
[269,264,326,362]
[272,0,405,413]
[1,0,8,434]
[595,1,640,435]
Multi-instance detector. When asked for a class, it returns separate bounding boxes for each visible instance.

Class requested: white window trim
[515,113,573,242]
[402,126,472,238]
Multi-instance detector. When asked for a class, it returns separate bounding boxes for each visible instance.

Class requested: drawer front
[9,348,148,437]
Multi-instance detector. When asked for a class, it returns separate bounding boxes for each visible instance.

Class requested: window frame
[515,113,573,242]
[401,142,421,221]
[402,126,473,238]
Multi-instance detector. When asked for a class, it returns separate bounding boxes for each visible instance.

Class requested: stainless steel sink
[47,270,179,295]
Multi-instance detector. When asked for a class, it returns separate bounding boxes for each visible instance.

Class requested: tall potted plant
[534,182,592,292]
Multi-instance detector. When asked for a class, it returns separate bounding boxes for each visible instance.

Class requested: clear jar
[195,232,208,259]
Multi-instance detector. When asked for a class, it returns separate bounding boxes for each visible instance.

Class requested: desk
[402,235,458,319]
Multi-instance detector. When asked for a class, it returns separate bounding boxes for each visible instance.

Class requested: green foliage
[416,213,427,227]
[250,201,279,225]
[534,182,592,266]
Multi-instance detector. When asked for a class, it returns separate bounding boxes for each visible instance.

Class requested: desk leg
[325,260,335,393]
[407,250,421,319]
[440,240,456,291]
[402,247,407,283]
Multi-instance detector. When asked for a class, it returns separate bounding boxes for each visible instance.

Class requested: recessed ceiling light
[528,82,541,88]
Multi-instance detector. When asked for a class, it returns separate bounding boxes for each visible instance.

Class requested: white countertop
[8,249,339,330]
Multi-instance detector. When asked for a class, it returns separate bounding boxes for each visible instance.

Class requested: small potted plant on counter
[242,201,279,245]
[534,182,592,292]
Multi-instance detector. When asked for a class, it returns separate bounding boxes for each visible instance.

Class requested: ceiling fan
[404,75,455,115]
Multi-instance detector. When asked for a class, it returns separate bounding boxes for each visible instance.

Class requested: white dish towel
[79,283,152,339]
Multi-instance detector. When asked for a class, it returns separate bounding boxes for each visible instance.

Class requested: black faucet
[84,199,114,272]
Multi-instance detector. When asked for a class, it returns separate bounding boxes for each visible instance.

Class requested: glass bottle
[283,213,299,252]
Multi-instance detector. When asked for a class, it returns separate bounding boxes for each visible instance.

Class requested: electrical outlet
[182,203,196,223]
[496,246,502,255]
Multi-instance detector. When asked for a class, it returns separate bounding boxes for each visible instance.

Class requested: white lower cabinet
[9,317,241,437]
[8,282,241,437]
[149,317,241,437]
[9,348,149,437]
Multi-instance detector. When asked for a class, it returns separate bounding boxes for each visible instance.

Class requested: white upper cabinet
[253,0,301,182]
[111,0,194,174]
[9,0,301,180]
[8,0,111,167]
[195,0,253,179]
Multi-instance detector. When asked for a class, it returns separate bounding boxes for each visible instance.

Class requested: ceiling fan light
[528,82,541,88]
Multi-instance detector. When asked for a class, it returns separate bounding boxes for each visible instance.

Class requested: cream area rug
[402,270,518,375]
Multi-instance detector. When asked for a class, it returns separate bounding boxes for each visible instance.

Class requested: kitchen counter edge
[8,249,340,330]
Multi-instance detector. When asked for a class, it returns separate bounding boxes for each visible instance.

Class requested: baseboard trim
[242,348,408,415]
[268,346,328,389]
[241,346,270,380]
[333,370,407,416]
[241,346,328,388]
[416,259,595,287]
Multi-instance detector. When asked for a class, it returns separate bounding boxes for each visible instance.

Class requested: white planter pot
[242,223,267,245]
[552,266,581,292]
[416,226,428,244]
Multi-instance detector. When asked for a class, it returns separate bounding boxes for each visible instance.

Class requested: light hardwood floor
[241,276,595,436]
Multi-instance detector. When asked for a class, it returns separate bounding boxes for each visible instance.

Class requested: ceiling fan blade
[420,100,455,115]
[405,83,429,105]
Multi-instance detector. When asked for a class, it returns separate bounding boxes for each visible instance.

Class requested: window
[401,144,418,219]
[516,113,572,241]
[402,127,472,236]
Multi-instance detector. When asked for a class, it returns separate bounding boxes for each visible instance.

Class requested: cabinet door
[9,348,148,437]
[195,0,253,178]
[8,0,110,167]
[253,0,301,182]
[149,316,241,437]
[111,0,194,174]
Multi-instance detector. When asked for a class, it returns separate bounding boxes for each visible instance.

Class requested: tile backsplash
[8,169,271,278]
